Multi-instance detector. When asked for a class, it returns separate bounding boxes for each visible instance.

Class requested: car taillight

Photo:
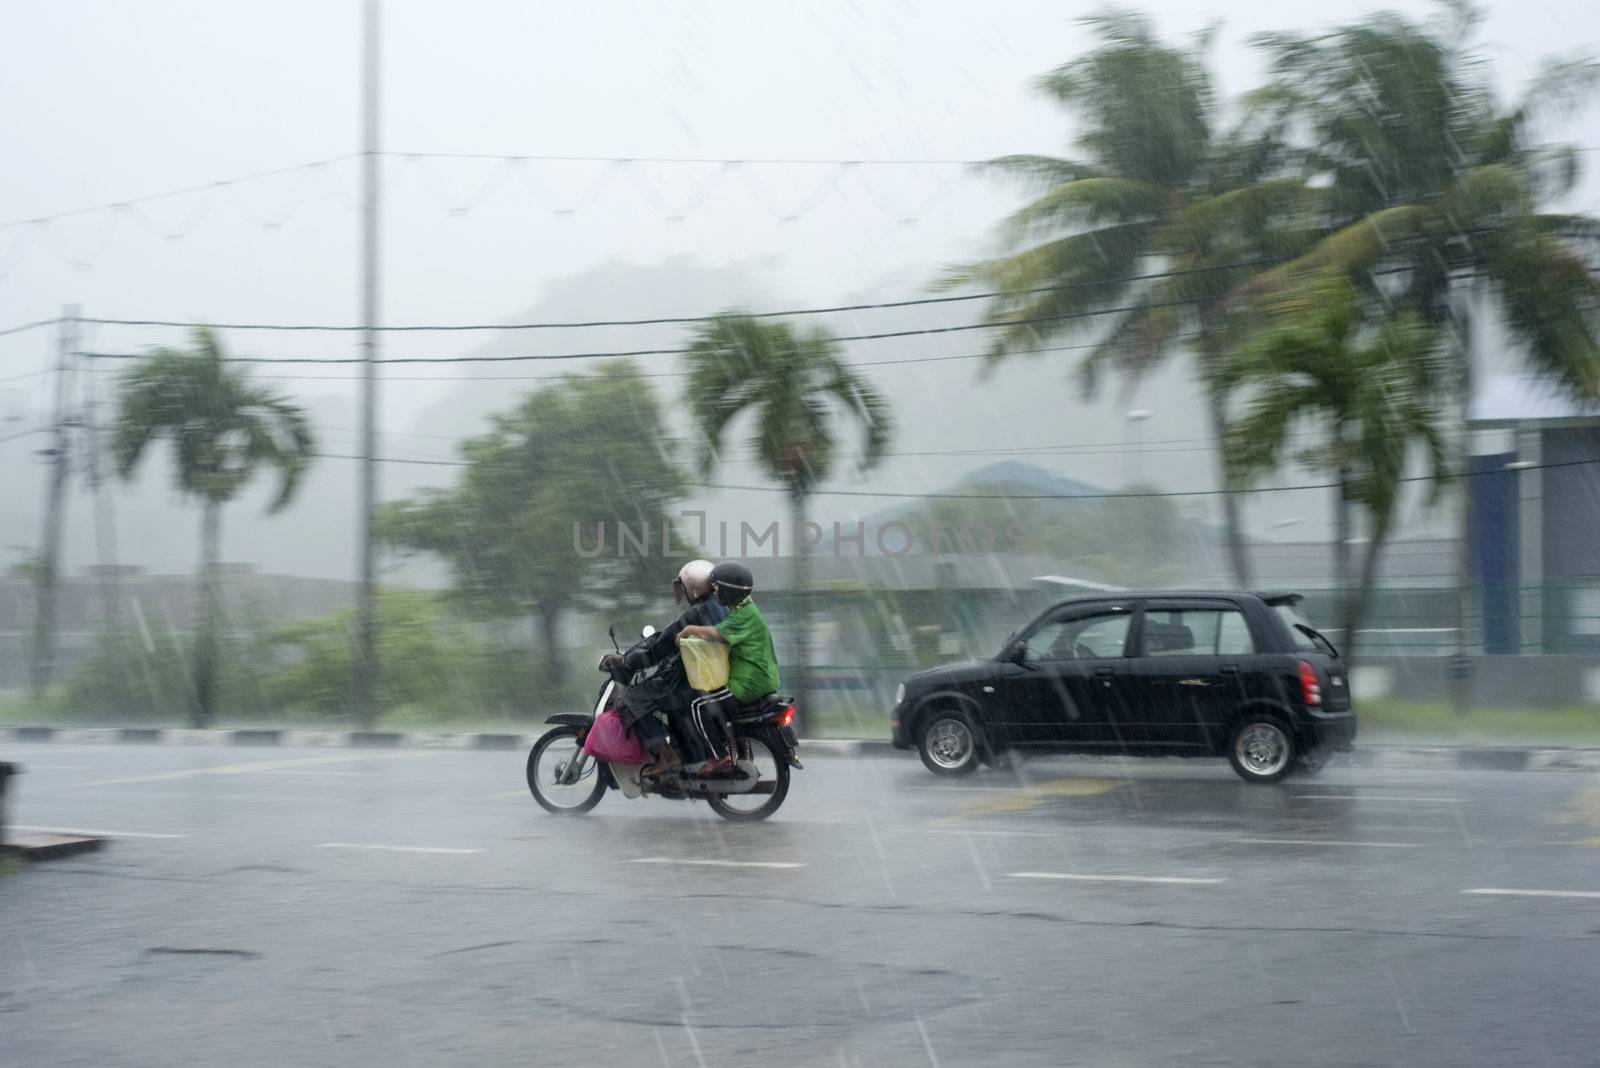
[1298,660,1323,707]
[778,706,795,728]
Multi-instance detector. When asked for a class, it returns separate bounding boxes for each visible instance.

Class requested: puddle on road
[959,778,1129,814]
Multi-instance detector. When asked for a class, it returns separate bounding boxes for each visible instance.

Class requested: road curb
[5,726,1599,771]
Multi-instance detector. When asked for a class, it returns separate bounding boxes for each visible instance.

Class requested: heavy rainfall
[2,1,1600,1065]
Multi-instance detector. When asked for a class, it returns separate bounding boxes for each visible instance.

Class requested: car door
[1120,599,1258,747]
[993,603,1135,746]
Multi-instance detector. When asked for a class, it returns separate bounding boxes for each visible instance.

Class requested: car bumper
[1302,710,1357,752]
[889,707,911,750]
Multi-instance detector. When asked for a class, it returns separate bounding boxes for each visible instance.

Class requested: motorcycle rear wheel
[527,725,607,815]
[706,733,790,822]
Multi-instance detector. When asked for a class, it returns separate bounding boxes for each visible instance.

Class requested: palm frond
[973,154,1102,189]
[999,177,1164,246]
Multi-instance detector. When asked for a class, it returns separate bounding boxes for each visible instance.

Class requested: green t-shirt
[716,600,781,703]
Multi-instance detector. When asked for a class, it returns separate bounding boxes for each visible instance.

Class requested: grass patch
[1357,699,1600,745]
[802,707,891,740]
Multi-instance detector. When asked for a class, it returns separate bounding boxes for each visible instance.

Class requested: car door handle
[1219,665,1240,676]
[1094,667,1116,678]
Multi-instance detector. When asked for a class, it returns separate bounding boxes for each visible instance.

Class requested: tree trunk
[1342,505,1395,669]
[536,601,566,688]
[1202,375,1253,588]
[789,491,811,737]
[1333,453,1353,650]
[192,499,223,728]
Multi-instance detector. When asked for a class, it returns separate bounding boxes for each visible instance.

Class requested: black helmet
[710,561,755,607]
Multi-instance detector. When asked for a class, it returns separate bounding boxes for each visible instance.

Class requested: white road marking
[256,769,372,778]
[13,825,186,840]
[631,857,804,870]
[1294,795,1463,803]
[1463,888,1600,900]
[1007,872,1223,885]
[1231,837,1421,848]
[317,842,482,855]
[36,789,339,803]
[75,753,415,788]
[914,827,1068,838]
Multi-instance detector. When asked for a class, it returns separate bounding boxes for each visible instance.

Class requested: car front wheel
[918,710,980,777]
[1228,716,1296,784]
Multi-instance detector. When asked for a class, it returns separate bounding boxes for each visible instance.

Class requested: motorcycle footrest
[684,778,762,795]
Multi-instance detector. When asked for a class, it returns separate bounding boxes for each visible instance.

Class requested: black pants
[686,688,735,761]
[624,676,710,761]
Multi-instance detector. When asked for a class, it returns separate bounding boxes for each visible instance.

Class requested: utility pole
[354,0,382,728]
[30,306,79,702]
[1449,298,1474,716]
[81,351,121,628]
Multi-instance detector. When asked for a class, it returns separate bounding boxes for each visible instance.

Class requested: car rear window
[1273,603,1322,651]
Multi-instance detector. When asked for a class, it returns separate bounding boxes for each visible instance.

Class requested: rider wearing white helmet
[600,559,729,769]
[672,559,715,607]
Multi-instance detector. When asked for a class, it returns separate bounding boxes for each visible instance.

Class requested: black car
[889,591,1355,784]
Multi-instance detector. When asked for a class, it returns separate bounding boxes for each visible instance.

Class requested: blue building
[1470,375,1600,654]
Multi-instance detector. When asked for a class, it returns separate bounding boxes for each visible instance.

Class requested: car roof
[1044,589,1300,609]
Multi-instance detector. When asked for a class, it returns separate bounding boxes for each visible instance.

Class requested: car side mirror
[641,625,657,639]
[1002,639,1029,664]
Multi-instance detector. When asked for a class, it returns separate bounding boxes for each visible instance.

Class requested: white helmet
[675,559,715,600]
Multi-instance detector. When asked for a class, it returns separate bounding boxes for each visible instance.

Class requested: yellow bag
[679,636,730,692]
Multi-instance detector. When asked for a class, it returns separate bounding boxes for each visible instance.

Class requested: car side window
[1141,608,1256,657]
[1023,612,1131,662]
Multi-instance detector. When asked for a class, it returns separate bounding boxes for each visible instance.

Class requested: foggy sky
[2,0,1595,583]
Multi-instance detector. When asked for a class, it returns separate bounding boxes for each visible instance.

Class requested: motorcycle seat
[729,693,790,723]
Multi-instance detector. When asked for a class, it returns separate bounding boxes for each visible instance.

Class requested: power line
[0,367,55,386]
[390,151,986,165]
[0,155,359,232]
[85,335,1131,374]
[14,145,1600,235]
[313,451,1599,499]
[0,150,991,235]
[78,297,1206,367]
[79,262,1257,333]
[316,451,462,468]
[701,457,1599,500]
[0,425,48,446]
[0,319,61,339]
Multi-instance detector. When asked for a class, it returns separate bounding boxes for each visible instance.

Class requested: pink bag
[582,709,647,765]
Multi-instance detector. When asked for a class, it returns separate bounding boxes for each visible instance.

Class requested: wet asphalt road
[3,743,1599,1068]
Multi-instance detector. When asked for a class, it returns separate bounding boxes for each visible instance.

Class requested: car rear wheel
[918,710,980,777]
[1228,716,1296,784]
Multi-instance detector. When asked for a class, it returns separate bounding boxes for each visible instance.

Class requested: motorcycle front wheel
[706,733,790,822]
[527,725,606,815]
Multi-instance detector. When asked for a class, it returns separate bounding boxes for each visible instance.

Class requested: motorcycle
[526,625,803,822]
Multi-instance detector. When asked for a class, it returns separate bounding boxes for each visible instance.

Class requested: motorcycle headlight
[894,682,906,706]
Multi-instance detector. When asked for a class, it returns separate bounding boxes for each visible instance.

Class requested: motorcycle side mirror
[641,625,657,639]
[608,625,620,654]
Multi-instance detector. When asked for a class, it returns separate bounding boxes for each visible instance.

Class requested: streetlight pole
[30,307,79,702]
[355,0,382,728]
[1124,409,1152,488]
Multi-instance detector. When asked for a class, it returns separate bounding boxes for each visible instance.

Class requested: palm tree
[683,315,892,731]
[947,10,1316,586]
[1227,280,1450,663]
[1248,2,1600,698]
[113,327,315,726]
[1249,4,1600,380]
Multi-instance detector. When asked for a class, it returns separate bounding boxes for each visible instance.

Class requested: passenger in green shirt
[675,561,781,775]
